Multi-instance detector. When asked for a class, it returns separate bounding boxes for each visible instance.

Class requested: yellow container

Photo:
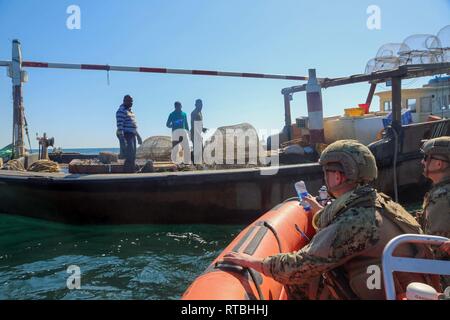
[344,107,365,117]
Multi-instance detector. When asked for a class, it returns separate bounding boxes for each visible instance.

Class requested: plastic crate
[296,117,308,128]
[344,108,365,117]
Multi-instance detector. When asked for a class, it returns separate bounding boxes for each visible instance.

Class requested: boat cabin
[376,76,450,123]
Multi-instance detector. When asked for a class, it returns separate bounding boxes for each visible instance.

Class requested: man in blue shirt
[166,101,189,148]
[116,95,142,173]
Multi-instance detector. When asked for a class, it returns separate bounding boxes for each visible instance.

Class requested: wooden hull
[1,120,448,225]
[0,164,324,225]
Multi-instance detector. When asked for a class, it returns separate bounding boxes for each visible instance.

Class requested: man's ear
[338,171,347,183]
[335,171,342,184]
[439,160,449,170]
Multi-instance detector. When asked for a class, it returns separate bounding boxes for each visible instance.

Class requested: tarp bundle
[1,159,25,171]
[382,109,413,127]
[28,160,60,173]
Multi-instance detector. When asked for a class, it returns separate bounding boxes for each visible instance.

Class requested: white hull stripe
[308,111,324,129]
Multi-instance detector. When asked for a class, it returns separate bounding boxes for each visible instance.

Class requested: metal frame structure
[382,234,450,300]
[280,63,450,140]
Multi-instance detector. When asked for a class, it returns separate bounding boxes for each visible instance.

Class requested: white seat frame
[382,234,450,300]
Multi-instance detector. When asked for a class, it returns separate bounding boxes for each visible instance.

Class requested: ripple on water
[0,214,242,299]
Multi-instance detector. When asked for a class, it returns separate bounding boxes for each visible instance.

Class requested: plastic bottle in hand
[295,181,311,212]
[317,185,330,206]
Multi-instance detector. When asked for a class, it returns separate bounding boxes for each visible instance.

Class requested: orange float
[182,200,316,300]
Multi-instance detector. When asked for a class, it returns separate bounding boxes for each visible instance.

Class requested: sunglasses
[422,154,449,162]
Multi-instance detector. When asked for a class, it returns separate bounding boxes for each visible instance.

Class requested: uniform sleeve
[427,196,450,239]
[261,207,380,285]
[415,210,426,230]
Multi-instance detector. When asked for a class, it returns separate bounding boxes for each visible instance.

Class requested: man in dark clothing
[190,99,207,163]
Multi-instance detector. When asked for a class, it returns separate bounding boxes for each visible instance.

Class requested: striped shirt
[116,104,137,134]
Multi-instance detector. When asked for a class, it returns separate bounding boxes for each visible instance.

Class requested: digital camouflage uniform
[421,177,450,241]
[261,140,438,299]
[419,137,450,289]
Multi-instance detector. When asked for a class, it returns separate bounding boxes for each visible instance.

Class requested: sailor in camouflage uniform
[224,140,439,299]
[419,136,450,289]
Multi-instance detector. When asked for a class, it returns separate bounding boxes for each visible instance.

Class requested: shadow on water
[0,214,243,300]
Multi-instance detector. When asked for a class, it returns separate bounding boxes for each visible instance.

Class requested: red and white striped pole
[306,69,325,144]
[11,40,26,158]
[0,61,309,81]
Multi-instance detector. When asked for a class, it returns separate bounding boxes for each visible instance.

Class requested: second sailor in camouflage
[420,136,450,289]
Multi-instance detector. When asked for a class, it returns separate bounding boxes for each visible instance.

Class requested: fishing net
[364,25,450,74]
[437,25,450,63]
[364,43,405,74]
[27,160,60,173]
[204,123,261,166]
[136,136,172,161]
[1,159,25,171]
[399,34,443,64]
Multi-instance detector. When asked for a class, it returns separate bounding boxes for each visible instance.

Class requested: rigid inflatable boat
[182,200,315,300]
[183,206,450,300]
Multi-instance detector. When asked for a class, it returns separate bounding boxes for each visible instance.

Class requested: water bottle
[318,186,327,199]
[317,185,330,206]
[295,181,311,212]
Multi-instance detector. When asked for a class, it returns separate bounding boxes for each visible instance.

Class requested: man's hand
[116,129,124,138]
[137,134,143,145]
[222,252,264,273]
[304,194,324,214]
[440,241,450,255]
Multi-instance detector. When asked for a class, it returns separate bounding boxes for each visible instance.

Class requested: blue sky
[0,0,449,148]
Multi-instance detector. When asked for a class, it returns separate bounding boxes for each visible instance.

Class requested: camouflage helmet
[421,136,450,162]
[319,139,378,183]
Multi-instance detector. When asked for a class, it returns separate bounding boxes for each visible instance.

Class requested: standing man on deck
[418,136,450,289]
[116,95,142,173]
[223,140,439,299]
[166,101,190,163]
[190,99,208,163]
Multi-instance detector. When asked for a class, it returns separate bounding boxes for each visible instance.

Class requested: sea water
[0,213,242,300]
